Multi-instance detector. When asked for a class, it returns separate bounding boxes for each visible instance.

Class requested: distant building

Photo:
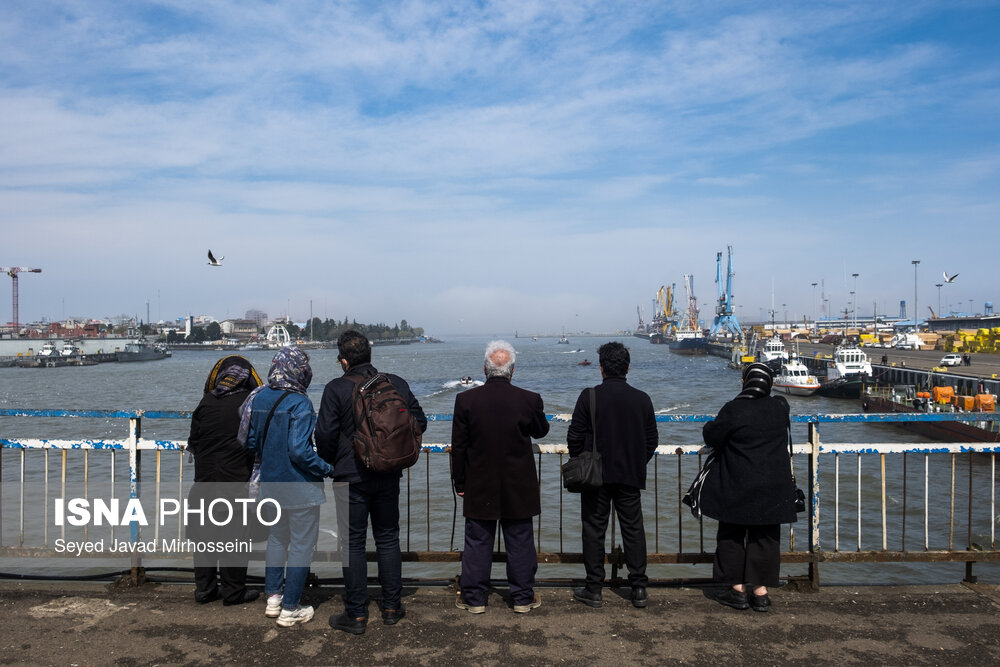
[220,319,258,339]
[245,309,268,328]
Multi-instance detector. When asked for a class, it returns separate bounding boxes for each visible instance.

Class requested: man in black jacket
[567,341,657,609]
[315,331,427,634]
[451,340,549,614]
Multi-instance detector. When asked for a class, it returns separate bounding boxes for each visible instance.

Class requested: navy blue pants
[460,517,537,606]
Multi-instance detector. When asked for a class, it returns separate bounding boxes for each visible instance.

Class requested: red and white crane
[0,266,42,331]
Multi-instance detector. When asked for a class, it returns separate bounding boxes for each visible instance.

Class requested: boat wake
[562,349,585,354]
[656,404,691,414]
[428,379,484,396]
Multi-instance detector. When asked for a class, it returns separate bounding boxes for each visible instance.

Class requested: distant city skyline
[2,2,998,335]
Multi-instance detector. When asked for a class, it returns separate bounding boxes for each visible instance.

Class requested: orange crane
[0,266,42,331]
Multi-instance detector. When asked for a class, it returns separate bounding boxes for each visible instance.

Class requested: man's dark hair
[337,330,371,367]
[598,341,630,378]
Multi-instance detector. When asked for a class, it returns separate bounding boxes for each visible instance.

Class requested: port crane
[708,246,743,340]
[655,284,677,335]
[0,266,42,331]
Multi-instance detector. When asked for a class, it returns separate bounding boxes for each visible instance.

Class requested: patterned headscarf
[204,355,262,397]
[237,346,312,446]
[737,362,773,399]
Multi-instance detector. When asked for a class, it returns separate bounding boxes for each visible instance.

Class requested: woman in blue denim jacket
[242,347,334,628]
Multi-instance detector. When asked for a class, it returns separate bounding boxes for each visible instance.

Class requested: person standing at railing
[187,355,263,606]
[315,330,427,635]
[451,340,550,614]
[242,346,335,628]
[700,362,797,613]
[568,341,658,609]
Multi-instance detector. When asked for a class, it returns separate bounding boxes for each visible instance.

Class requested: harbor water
[1,335,997,584]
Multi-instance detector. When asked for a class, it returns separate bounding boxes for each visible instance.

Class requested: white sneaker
[277,605,315,627]
[265,594,283,618]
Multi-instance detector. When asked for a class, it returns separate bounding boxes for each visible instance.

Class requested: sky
[1,1,999,335]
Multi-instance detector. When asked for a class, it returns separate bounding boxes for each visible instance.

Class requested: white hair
[484,340,516,378]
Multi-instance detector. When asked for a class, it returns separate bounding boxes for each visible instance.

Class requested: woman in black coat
[701,363,797,613]
[187,355,262,605]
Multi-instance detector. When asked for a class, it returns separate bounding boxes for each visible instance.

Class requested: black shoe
[749,592,771,612]
[631,586,647,609]
[223,589,260,606]
[195,587,221,604]
[714,587,749,610]
[382,606,406,625]
[330,613,368,635]
[572,587,603,608]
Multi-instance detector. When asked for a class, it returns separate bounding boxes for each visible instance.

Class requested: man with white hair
[451,340,550,613]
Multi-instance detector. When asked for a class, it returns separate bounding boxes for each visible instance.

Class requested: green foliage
[295,318,424,342]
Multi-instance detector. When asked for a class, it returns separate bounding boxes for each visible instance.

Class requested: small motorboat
[578,359,592,366]
[772,357,820,396]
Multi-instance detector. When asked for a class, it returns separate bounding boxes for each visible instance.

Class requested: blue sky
[1,1,998,334]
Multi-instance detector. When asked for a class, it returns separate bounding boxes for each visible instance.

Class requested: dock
[1,580,998,664]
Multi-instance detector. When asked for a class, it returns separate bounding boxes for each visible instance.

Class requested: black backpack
[348,372,422,473]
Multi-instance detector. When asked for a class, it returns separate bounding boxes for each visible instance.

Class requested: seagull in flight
[943,271,958,283]
[207,250,224,267]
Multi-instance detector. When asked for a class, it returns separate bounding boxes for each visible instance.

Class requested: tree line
[160,318,424,344]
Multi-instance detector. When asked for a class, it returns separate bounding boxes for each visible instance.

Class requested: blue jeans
[265,505,321,610]
[341,476,402,618]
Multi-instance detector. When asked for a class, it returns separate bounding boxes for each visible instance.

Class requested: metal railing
[2,408,999,587]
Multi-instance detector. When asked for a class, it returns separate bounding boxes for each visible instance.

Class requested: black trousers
[581,484,647,592]
[193,553,250,603]
[713,522,780,588]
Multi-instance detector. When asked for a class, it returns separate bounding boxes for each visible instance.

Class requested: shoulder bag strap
[787,424,797,485]
[589,387,598,453]
[260,390,293,444]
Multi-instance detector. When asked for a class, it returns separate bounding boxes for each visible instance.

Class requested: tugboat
[812,343,872,398]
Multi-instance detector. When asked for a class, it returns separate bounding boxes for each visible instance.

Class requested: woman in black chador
[187,355,263,605]
[701,362,797,612]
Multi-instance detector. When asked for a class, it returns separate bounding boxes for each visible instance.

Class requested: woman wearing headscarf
[241,347,334,628]
[700,362,797,613]
[187,355,263,605]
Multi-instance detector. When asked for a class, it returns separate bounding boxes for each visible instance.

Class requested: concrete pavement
[1,579,999,665]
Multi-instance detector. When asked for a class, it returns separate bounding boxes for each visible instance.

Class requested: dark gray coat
[451,377,550,520]
[700,394,798,526]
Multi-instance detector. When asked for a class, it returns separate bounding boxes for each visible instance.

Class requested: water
[2,335,997,584]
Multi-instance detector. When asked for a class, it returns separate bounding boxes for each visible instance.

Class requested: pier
[2,408,1000,663]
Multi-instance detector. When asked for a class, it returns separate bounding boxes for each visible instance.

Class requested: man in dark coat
[701,362,798,613]
[451,340,550,614]
[315,331,427,634]
[567,341,658,609]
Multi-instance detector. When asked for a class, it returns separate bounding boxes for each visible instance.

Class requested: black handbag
[788,426,806,513]
[561,388,603,493]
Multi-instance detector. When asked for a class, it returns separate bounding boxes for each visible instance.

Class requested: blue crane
[709,246,742,339]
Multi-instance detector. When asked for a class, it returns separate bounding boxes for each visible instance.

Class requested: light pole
[911,260,920,331]
[935,283,942,318]
[849,291,855,331]
[851,273,859,330]
[811,282,818,333]
[782,303,787,329]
